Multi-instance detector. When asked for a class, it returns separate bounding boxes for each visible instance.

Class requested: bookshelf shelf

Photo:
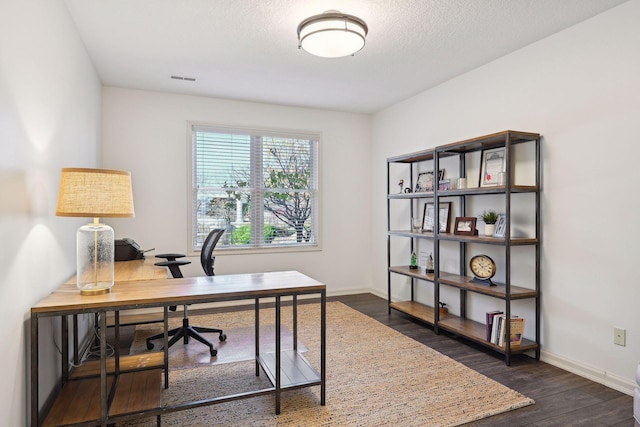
[438,316,538,353]
[70,352,164,379]
[437,273,538,299]
[389,300,442,325]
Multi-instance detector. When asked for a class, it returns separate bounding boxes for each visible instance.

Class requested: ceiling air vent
[170,75,196,82]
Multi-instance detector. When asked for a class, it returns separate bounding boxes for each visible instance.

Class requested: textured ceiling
[64,0,628,114]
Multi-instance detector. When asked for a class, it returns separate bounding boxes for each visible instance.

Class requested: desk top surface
[33,270,325,315]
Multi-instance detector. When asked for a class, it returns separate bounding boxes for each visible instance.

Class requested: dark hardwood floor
[113,293,635,426]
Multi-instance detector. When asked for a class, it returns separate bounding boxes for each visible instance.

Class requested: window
[189,124,320,253]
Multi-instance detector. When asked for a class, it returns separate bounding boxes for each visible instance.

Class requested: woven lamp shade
[56,168,135,218]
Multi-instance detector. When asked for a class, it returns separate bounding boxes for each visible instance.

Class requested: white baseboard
[541,349,635,396]
[367,288,388,300]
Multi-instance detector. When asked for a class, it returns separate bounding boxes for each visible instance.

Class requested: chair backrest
[200,228,225,276]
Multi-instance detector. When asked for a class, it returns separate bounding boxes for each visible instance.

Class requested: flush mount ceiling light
[297,10,368,58]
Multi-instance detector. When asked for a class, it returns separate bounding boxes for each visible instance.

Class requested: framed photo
[479,147,506,187]
[415,172,433,192]
[422,202,451,233]
[454,216,477,236]
[438,202,451,233]
[438,179,451,191]
[493,214,507,238]
[415,169,445,192]
[422,203,435,231]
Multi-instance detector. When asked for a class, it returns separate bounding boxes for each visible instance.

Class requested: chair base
[146,317,226,357]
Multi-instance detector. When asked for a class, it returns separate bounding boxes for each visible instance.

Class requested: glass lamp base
[79,286,111,296]
[77,221,115,295]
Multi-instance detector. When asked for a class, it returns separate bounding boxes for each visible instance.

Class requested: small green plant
[480,210,499,224]
[230,224,278,244]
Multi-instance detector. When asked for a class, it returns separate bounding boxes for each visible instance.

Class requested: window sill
[188,244,321,257]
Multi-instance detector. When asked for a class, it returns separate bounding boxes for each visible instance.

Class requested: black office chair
[146,228,227,356]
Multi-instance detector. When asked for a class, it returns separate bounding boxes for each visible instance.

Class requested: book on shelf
[485,310,503,341]
[491,315,525,346]
[507,317,525,346]
[490,314,504,344]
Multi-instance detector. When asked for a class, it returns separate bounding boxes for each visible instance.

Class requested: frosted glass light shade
[77,222,114,295]
[297,11,368,58]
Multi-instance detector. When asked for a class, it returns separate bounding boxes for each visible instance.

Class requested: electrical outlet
[614,327,626,346]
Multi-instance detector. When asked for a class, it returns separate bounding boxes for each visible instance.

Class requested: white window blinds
[190,124,319,252]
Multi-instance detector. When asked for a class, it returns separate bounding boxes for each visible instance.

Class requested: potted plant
[480,210,499,236]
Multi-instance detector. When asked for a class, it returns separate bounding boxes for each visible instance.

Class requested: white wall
[101,88,372,295]
[372,0,640,394]
[0,0,101,425]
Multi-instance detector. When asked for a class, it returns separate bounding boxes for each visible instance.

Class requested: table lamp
[56,168,135,295]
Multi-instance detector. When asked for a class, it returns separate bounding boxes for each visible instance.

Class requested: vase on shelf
[484,224,495,236]
[480,210,499,237]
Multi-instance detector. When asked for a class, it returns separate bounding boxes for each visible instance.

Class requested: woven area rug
[121,302,534,426]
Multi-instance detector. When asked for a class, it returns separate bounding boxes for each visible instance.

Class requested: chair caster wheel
[147,342,154,350]
[210,348,217,357]
[219,333,227,342]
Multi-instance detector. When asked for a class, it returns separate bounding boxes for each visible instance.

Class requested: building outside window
[189,124,320,253]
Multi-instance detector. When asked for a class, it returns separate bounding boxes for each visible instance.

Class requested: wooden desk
[31,270,326,427]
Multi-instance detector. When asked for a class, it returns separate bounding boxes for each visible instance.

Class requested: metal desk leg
[100,311,107,426]
[275,295,281,415]
[164,306,169,389]
[61,315,69,384]
[293,295,297,352]
[321,289,326,406]
[255,298,260,377]
[114,311,120,374]
[73,314,79,365]
[30,314,39,427]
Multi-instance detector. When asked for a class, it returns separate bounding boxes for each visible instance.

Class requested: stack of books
[485,311,524,346]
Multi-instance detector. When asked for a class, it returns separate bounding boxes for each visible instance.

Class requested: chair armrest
[156,253,186,261]
[154,260,191,268]
[155,253,186,261]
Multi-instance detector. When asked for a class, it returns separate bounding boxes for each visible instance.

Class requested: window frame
[187,122,322,256]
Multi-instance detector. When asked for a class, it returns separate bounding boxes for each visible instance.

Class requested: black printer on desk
[115,238,152,261]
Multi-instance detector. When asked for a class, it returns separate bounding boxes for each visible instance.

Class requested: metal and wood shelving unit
[387,130,541,365]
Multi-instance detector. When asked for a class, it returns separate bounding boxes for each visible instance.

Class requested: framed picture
[479,147,506,187]
[493,214,507,238]
[422,202,451,233]
[415,169,445,192]
[438,202,451,233]
[454,216,477,236]
[438,179,451,191]
[422,203,435,231]
[415,172,433,192]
